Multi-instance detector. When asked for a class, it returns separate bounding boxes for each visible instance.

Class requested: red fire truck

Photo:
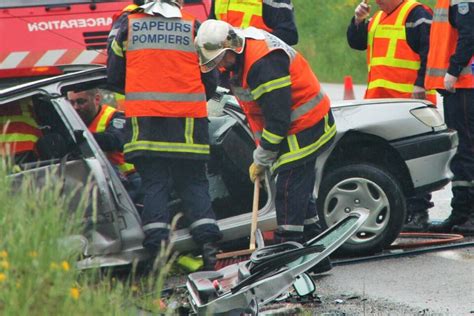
[0,0,211,87]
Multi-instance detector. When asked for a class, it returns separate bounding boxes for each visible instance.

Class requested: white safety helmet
[144,0,182,6]
[142,0,183,17]
[195,20,245,73]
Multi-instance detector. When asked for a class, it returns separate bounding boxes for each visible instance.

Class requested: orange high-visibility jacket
[124,11,207,118]
[0,99,42,156]
[88,104,136,175]
[214,0,272,31]
[231,32,335,171]
[237,38,330,138]
[425,0,474,90]
[366,0,437,104]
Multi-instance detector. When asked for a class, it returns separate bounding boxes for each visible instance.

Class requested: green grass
[0,162,174,315]
[293,0,437,83]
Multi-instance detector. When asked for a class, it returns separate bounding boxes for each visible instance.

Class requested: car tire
[317,163,406,256]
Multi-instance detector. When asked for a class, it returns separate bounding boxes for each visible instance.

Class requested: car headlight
[410,106,445,127]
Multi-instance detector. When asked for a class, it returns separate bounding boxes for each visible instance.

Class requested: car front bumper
[392,129,458,192]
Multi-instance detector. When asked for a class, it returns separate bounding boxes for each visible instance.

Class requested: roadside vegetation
[0,161,171,315]
[293,0,436,83]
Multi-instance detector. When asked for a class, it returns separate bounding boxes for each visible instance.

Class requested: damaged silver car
[0,66,457,269]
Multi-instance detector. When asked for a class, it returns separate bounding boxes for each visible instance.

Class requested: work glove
[249,162,266,183]
[250,146,277,182]
[411,85,426,100]
[444,73,457,93]
[253,145,278,166]
[355,0,370,25]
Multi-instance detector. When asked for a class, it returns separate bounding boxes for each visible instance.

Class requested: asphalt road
[309,83,474,315]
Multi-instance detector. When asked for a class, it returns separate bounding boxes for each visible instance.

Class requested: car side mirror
[293,272,316,297]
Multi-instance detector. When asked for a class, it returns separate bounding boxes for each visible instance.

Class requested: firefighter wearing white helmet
[196,20,336,273]
[108,0,222,273]
[195,20,245,73]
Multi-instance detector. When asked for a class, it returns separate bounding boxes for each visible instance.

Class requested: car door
[1,77,145,265]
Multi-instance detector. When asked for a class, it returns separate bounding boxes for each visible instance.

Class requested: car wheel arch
[320,131,414,197]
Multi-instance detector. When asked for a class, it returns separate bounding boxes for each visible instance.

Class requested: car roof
[0,65,107,104]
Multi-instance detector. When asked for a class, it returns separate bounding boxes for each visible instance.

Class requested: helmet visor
[199,50,226,73]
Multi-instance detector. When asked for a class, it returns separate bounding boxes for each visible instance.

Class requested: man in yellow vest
[347,0,436,231]
[0,98,42,165]
[425,0,474,235]
[208,0,298,45]
[66,89,142,202]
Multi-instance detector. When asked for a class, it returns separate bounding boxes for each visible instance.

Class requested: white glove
[253,145,278,167]
[444,73,457,93]
[355,1,370,25]
[412,85,426,100]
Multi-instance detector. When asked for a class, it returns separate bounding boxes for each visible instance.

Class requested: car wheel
[317,163,406,255]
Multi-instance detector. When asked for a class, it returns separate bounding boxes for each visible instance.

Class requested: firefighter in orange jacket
[347,0,437,231]
[208,0,298,45]
[107,0,222,271]
[195,20,336,273]
[0,98,42,164]
[66,89,141,202]
[426,0,474,234]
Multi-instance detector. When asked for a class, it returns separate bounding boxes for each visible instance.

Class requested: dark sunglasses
[68,98,88,106]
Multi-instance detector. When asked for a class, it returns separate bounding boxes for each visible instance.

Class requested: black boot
[403,210,429,232]
[428,214,467,233]
[201,242,219,271]
[452,217,474,236]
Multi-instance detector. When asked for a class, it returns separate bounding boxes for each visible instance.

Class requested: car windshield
[0,0,128,9]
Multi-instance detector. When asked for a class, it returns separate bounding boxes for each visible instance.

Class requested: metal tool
[186,209,369,315]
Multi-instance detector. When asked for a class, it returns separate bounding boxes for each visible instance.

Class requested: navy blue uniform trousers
[134,157,222,254]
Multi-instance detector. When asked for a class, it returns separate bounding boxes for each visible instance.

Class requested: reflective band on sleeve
[142,222,171,231]
[189,218,218,230]
[251,75,291,100]
[278,225,304,232]
[124,140,210,155]
[290,91,324,122]
[405,18,432,28]
[262,128,284,145]
[111,39,124,58]
[126,92,206,102]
